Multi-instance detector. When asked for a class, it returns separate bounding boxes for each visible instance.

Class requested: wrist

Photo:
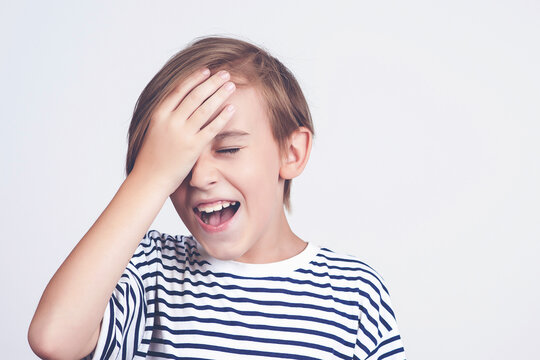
[126,167,178,198]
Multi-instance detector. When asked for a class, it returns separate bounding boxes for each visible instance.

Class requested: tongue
[207,207,236,226]
[208,211,221,226]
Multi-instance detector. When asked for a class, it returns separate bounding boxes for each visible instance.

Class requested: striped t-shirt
[88,230,406,360]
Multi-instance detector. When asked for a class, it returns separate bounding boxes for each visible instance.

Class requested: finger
[158,68,211,115]
[198,104,236,141]
[187,81,236,130]
[174,70,231,121]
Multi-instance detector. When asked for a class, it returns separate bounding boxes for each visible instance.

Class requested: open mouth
[193,200,241,227]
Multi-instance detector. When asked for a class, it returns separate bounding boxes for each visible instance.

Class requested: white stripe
[90,230,405,360]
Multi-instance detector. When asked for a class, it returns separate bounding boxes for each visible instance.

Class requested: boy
[28,36,406,359]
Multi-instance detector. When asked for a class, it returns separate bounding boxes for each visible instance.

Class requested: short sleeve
[85,233,159,360]
[353,274,406,360]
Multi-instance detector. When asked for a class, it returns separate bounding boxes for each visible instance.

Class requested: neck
[234,206,307,264]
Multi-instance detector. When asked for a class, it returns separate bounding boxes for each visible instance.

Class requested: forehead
[217,85,271,135]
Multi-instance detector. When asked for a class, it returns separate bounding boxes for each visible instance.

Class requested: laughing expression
[170,85,289,263]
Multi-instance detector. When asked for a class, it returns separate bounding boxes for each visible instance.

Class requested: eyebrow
[214,130,250,140]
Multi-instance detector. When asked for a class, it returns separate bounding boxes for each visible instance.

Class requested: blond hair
[126,36,314,209]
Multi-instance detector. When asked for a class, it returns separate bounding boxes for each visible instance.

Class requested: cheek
[170,185,189,217]
[235,149,281,204]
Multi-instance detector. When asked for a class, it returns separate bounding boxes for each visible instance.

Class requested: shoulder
[141,229,196,249]
[131,229,199,264]
[312,245,391,296]
[313,246,402,344]
[312,245,398,322]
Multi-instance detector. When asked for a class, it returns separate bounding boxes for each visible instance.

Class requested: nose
[188,152,219,189]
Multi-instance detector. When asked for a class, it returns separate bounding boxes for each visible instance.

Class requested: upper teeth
[197,201,237,213]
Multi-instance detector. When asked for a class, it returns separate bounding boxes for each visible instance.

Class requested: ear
[279,127,313,180]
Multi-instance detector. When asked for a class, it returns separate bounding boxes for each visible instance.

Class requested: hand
[130,68,236,195]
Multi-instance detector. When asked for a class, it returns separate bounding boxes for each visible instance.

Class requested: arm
[353,272,406,360]
[28,68,237,360]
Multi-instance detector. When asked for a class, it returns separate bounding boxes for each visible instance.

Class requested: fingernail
[226,104,235,112]
[225,82,235,91]
[202,68,210,76]
[219,70,230,80]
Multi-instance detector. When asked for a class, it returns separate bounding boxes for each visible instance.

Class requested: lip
[193,198,240,234]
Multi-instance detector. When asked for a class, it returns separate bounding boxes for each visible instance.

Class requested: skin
[27,68,311,360]
[170,85,308,263]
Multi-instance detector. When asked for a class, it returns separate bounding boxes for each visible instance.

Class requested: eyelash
[216,148,240,154]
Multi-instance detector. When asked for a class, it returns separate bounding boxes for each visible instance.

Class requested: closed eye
[216,148,240,154]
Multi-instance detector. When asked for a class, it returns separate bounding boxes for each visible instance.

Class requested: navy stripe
[145,283,358,321]
[358,302,383,334]
[143,232,200,254]
[317,252,379,273]
[134,244,187,259]
[127,284,138,356]
[120,283,133,359]
[295,267,393,317]
[379,347,405,360]
[147,337,323,360]
[115,279,126,295]
[355,337,371,357]
[114,319,122,333]
[148,324,349,359]
[380,316,391,332]
[182,238,200,252]
[138,280,148,351]
[146,230,179,243]
[142,270,362,307]
[145,353,213,360]
[112,287,123,312]
[382,300,396,319]
[100,298,116,360]
[312,260,393,321]
[311,260,382,276]
[146,311,354,348]
[162,251,208,265]
[358,289,383,319]
[145,231,195,254]
[132,242,206,266]
[127,266,146,355]
[94,230,404,359]
[296,267,382,285]
[310,260,389,295]
[126,265,145,295]
[358,320,378,345]
[135,254,209,270]
[365,335,403,359]
[138,239,189,253]
[146,295,356,336]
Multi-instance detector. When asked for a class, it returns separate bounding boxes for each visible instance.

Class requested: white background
[2,1,539,359]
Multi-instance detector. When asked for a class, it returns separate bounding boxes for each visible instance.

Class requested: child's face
[170,85,287,263]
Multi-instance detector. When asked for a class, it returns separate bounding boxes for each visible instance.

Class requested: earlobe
[279,127,312,180]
